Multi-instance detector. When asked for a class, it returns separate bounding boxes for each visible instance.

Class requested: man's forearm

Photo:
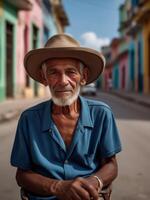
[16,156,117,196]
[16,169,99,200]
[94,155,118,187]
[16,169,59,196]
[86,155,118,189]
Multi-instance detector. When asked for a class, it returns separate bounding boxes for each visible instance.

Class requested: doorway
[32,25,39,97]
[5,21,14,98]
[130,49,135,90]
[148,34,150,93]
[24,25,30,88]
[122,65,126,90]
[137,41,143,92]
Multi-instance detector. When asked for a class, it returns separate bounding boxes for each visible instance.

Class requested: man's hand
[54,177,99,200]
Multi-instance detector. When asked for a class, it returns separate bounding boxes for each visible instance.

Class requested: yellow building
[141,1,150,93]
[50,0,69,33]
[132,0,150,93]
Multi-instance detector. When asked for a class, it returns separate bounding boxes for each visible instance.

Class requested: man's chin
[51,97,74,106]
[50,86,80,106]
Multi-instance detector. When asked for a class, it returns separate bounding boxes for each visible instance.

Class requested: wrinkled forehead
[45,58,81,66]
[45,58,82,68]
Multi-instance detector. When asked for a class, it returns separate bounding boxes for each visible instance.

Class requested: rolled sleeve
[100,109,122,158]
[10,113,32,170]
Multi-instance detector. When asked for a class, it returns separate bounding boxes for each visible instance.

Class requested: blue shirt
[11,96,122,200]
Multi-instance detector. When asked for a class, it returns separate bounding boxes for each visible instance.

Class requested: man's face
[42,58,88,106]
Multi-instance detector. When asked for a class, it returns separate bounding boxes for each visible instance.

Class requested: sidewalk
[0,91,150,124]
[109,89,150,108]
[0,97,48,123]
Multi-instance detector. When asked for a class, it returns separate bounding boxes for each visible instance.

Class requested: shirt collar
[42,96,94,132]
[42,100,53,132]
[79,96,94,128]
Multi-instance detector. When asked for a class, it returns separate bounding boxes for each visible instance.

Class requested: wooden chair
[20,188,28,200]
[21,185,112,200]
[99,185,112,200]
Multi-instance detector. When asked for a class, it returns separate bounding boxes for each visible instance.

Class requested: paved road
[0,120,20,200]
[0,92,150,200]
[96,92,150,200]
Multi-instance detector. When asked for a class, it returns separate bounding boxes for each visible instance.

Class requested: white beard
[50,85,80,106]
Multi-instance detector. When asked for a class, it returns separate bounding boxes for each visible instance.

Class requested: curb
[0,94,149,124]
[0,110,21,124]
[110,91,150,109]
[0,98,47,124]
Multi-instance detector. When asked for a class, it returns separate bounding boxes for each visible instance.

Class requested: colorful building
[101,46,111,91]
[110,38,120,90]
[118,1,130,91]
[118,0,150,93]
[0,0,69,102]
[101,0,150,94]
[16,0,43,98]
[127,0,150,93]
[118,37,129,90]
[101,38,121,91]
[42,0,58,44]
[0,0,32,101]
[51,0,69,33]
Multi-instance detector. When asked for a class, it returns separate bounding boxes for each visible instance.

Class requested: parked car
[81,83,97,96]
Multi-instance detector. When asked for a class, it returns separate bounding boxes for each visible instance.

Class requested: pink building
[118,37,129,90]
[119,53,128,90]
[16,0,43,98]
[102,38,120,91]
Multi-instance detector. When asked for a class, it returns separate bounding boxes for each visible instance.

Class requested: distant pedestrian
[11,34,122,200]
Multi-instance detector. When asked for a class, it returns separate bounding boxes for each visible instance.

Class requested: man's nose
[59,73,68,85]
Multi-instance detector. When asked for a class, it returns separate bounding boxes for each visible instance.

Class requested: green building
[0,0,31,101]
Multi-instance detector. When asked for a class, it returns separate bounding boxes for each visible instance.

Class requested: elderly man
[11,34,122,200]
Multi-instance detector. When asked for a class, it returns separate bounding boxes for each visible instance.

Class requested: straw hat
[24,34,105,85]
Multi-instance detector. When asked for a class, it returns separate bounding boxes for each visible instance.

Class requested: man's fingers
[82,181,99,200]
[71,180,91,200]
[70,189,83,200]
[75,186,91,200]
[74,177,98,200]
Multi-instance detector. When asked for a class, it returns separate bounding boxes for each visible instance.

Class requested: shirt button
[64,160,68,164]
[49,129,52,133]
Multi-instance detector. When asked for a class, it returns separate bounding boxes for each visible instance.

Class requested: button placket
[48,128,52,133]
[64,159,68,164]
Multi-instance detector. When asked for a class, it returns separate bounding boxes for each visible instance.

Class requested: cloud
[81,32,110,50]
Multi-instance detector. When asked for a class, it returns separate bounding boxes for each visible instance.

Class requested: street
[0,92,150,200]
[97,92,150,200]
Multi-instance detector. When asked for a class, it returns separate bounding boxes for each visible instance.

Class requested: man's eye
[67,70,77,74]
[47,71,57,75]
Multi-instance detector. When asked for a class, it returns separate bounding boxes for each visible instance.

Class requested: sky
[62,0,124,50]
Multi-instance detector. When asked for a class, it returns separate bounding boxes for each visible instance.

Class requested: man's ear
[40,69,48,86]
[80,67,89,86]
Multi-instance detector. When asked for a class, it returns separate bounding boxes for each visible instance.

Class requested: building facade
[101,0,150,94]
[0,0,32,101]
[16,0,43,98]
[0,0,69,102]
[119,0,150,93]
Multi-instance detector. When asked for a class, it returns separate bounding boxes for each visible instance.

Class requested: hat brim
[24,47,105,85]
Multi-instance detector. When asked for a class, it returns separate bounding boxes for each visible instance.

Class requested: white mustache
[54,86,72,92]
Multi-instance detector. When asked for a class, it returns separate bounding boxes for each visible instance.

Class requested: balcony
[6,0,33,11]
[119,38,129,55]
[54,4,69,26]
[139,0,147,6]
[136,6,150,24]
[51,0,69,27]
[127,20,141,36]
[118,19,131,32]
